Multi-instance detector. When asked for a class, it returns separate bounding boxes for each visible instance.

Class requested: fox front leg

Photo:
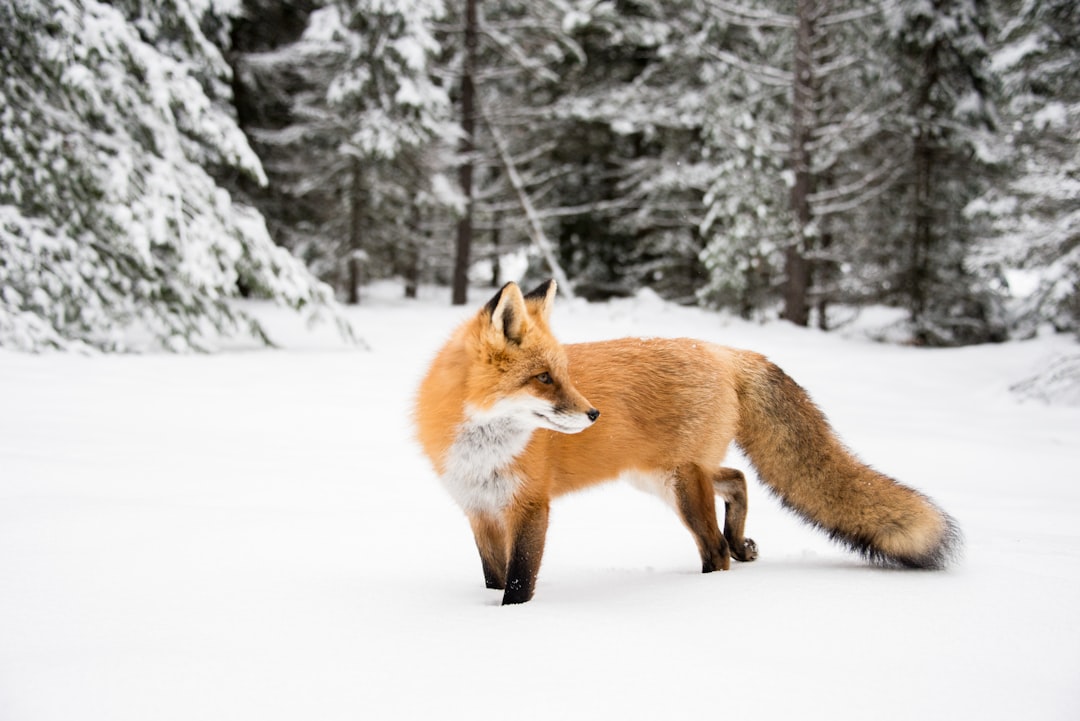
[469,513,509,590]
[502,500,550,605]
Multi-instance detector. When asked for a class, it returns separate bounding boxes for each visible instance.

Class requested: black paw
[735,538,759,562]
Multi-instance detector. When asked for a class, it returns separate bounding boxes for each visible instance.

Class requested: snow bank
[1,282,1078,720]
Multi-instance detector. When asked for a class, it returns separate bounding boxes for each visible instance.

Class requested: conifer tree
[969,0,1079,336]
[885,0,1007,344]
[0,0,340,351]
[699,1,905,326]
[232,0,456,303]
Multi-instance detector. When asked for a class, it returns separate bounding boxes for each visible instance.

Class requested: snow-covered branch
[477,100,574,295]
[709,0,795,29]
[818,6,881,28]
[809,162,905,216]
[707,49,793,87]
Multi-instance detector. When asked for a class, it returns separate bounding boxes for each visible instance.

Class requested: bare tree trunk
[490,210,502,288]
[452,0,478,306]
[783,0,816,327]
[908,45,939,344]
[404,205,421,299]
[482,109,575,296]
[816,224,833,330]
[910,127,934,340]
[347,155,363,305]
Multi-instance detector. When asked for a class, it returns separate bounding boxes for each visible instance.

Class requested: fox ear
[485,282,528,344]
[523,279,557,321]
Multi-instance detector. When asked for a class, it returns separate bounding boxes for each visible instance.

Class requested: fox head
[466,279,599,434]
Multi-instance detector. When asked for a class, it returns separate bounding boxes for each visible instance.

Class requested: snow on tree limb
[478,100,574,297]
[0,0,349,352]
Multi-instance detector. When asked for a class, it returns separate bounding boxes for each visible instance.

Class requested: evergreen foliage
[968,0,1080,337]
[230,0,456,303]
[1,0,1077,350]
[884,0,1007,344]
[0,0,339,351]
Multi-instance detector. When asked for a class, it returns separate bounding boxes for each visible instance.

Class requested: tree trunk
[452,0,478,306]
[482,108,575,296]
[816,225,832,330]
[908,45,939,343]
[784,0,816,327]
[909,127,934,340]
[404,205,421,300]
[347,155,363,306]
[490,211,502,288]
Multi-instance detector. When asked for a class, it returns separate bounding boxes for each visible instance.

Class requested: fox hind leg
[713,467,758,562]
[469,500,551,604]
[672,466,731,573]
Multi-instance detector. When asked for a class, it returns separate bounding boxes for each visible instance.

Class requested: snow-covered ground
[2,282,1078,720]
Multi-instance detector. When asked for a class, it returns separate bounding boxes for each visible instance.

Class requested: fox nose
[587,408,600,422]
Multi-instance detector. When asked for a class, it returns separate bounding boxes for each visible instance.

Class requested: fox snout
[536,398,599,435]
[552,388,599,433]
[570,404,601,426]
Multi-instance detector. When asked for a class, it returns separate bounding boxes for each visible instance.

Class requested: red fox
[415,280,961,604]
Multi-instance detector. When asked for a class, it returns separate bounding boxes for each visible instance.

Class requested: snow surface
[2,282,1079,720]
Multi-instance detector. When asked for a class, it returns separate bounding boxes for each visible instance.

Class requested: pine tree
[538,0,717,302]
[451,0,478,305]
[699,1,906,326]
[438,0,591,300]
[969,0,1079,336]
[697,4,792,317]
[229,1,346,289]
[328,0,456,303]
[885,0,1007,345]
[0,0,341,351]
[232,0,457,304]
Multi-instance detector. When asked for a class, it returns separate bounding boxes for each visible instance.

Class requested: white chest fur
[441,405,537,515]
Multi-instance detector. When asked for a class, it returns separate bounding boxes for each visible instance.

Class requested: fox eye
[535,372,553,385]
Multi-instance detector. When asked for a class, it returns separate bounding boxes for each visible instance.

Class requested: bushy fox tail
[733,354,961,569]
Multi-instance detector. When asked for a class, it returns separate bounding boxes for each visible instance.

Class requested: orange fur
[415,281,960,604]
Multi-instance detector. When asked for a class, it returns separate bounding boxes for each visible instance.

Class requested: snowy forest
[1,0,1077,351]
[3,3,1080,715]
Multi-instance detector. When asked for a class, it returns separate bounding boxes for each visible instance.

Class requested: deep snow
[1,282,1078,720]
